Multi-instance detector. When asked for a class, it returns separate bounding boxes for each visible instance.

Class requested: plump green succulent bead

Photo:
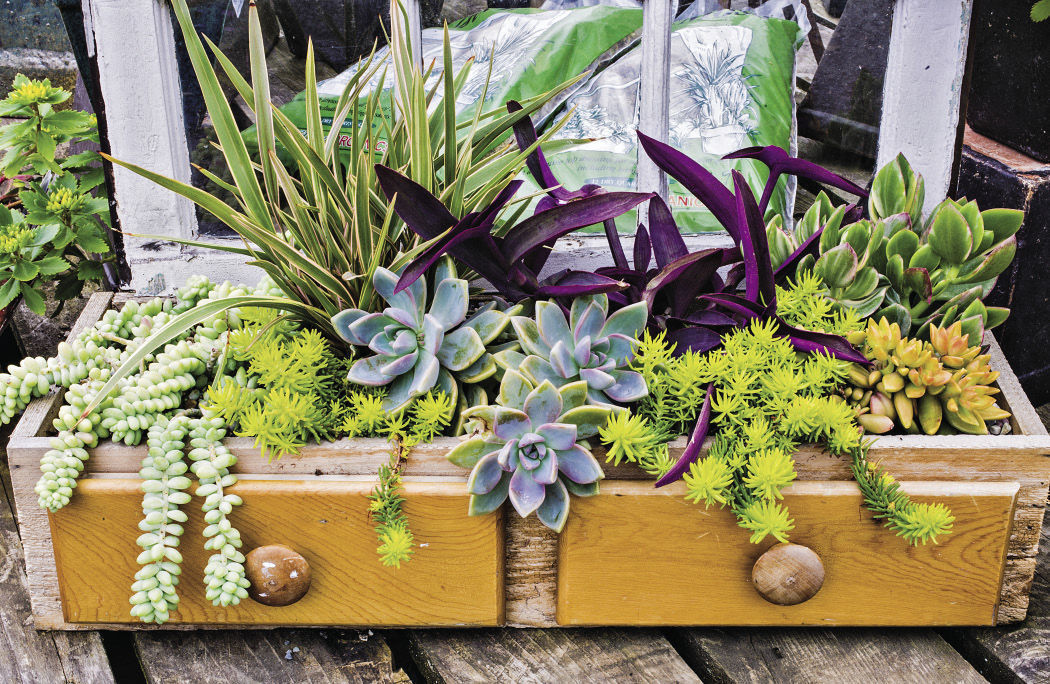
[130,415,193,624]
[188,413,249,608]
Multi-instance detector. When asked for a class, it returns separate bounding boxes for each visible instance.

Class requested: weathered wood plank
[408,628,701,683]
[504,511,557,628]
[133,629,411,684]
[877,0,974,214]
[637,0,677,204]
[0,428,115,684]
[671,627,985,684]
[942,457,1050,682]
[7,292,116,630]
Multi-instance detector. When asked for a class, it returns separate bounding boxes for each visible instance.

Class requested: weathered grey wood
[636,0,677,207]
[0,430,115,684]
[942,440,1050,683]
[876,0,974,214]
[671,627,985,684]
[133,629,411,683]
[408,628,701,683]
[83,0,206,293]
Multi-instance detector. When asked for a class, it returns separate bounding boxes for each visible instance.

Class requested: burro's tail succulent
[447,371,613,532]
[496,295,648,408]
[332,259,517,412]
[769,155,1023,345]
[843,317,1010,435]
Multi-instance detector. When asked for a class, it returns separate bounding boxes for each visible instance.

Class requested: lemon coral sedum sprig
[604,275,954,546]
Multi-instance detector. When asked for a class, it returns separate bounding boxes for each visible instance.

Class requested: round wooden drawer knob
[752,543,825,606]
[245,544,312,607]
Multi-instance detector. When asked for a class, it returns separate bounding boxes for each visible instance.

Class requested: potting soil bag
[266,6,643,155]
[540,10,803,233]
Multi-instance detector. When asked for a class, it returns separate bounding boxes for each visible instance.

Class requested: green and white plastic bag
[269,6,643,154]
[540,10,803,233]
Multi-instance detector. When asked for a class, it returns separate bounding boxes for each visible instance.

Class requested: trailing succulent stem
[130,416,193,624]
[188,415,249,607]
[851,445,954,545]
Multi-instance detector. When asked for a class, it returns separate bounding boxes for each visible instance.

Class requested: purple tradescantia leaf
[774,225,824,280]
[698,292,769,319]
[723,145,869,214]
[637,131,739,238]
[777,318,869,363]
[474,179,524,227]
[502,191,655,265]
[844,202,865,223]
[732,171,775,305]
[643,248,724,314]
[672,310,738,327]
[536,271,629,297]
[666,326,723,354]
[507,100,598,204]
[375,165,513,290]
[634,224,652,272]
[721,262,746,293]
[604,219,629,270]
[374,165,456,239]
[395,222,497,293]
[646,196,688,268]
[655,383,714,487]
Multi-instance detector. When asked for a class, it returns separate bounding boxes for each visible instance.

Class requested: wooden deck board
[132,630,411,683]
[408,628,701,683]
[670,628,985,684]
[942,504,1050,683]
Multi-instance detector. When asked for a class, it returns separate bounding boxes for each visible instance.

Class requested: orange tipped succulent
[845,318,1010,435]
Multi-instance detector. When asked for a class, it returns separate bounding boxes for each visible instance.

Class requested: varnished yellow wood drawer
[556,480,1019,626]
[49,478,504,626]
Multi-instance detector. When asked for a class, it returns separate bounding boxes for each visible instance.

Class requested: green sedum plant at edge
[0,76,114,313]
[769,155,1022,345]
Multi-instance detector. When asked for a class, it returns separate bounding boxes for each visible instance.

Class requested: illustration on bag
[674,26,756,155]
[557,25,756,157]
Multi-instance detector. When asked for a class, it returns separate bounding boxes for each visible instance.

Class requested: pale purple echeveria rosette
[497,294,649,408]
[332,261,511,411]
[448,375,611,532]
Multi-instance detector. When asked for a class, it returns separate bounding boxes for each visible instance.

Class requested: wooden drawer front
[49,478,503,626]
[557,480,1019,627]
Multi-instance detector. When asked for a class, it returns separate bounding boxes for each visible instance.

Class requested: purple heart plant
[447,370,612,531]
[373,162,651,302]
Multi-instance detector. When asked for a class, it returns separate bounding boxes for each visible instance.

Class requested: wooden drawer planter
[6,293,1050,629]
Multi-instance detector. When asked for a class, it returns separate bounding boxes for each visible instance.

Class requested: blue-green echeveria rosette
[498,295,648,408]
[332,260,512,411]
[447,372,612,532]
